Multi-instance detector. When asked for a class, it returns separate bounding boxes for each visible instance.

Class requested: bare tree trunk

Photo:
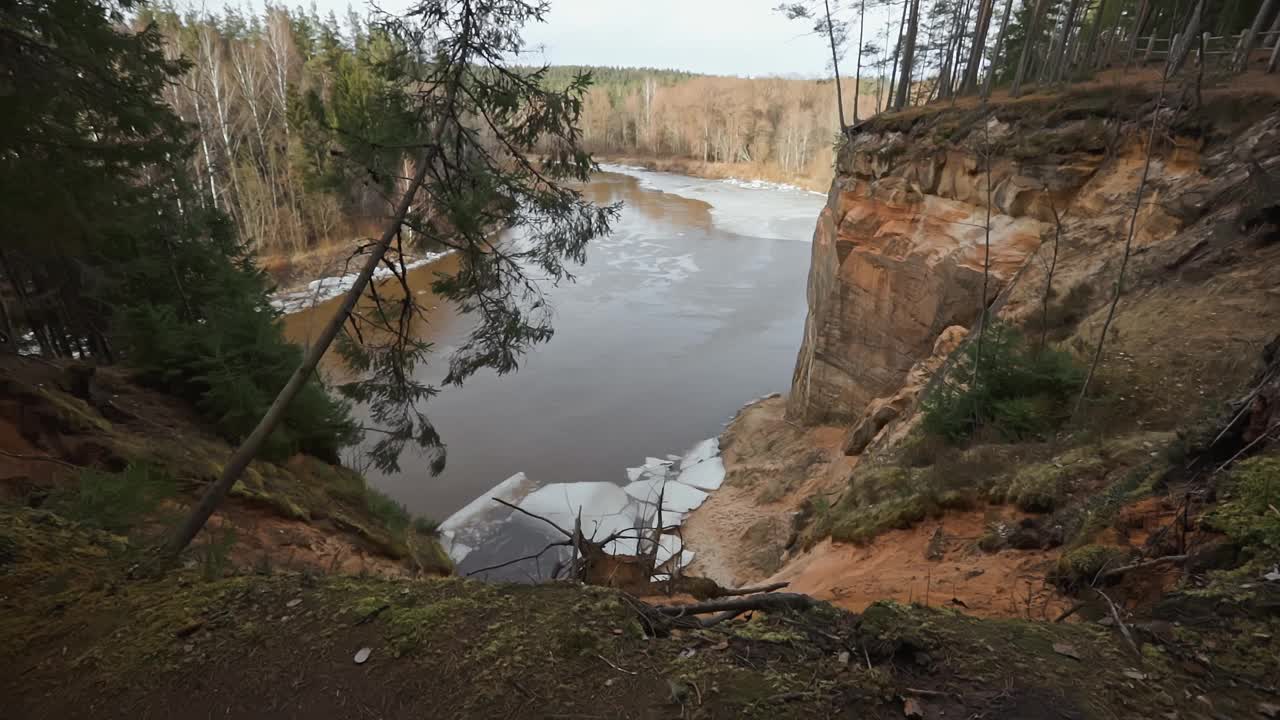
[953,0,981,97]
[1265,6,1280,48]
[1050,0,1085,82]
[1125,0,1153,67]
[1011,0,1047,96]
[894,0,921,109]
[1082,0,1109,71]
[962,0,998,94]
[825,0,848,130]
[1096,0,1124,69]
[888,0,910,107]
[1236,0,1278,71]
[165,148,436,558]
[982,0,1016,97]
[854,0,866,123]
[972,120,994,399]
[1073,72,1170,421]
[1039,197,1064,354]
[1167,0,1204,77]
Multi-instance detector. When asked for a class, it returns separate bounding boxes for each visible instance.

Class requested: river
[284,166,825,571]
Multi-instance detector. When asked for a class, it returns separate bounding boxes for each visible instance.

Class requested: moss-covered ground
[2,501,1275,719]
[0,355,449,575]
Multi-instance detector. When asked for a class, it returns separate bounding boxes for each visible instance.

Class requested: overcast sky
[212,0,894,77]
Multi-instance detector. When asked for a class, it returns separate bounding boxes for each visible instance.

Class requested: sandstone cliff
[684,85,1280,616]
[788,89,1280,446]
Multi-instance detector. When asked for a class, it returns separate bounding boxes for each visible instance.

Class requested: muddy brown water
[284,167,825,531]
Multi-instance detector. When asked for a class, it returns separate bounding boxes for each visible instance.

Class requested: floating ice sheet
[440,472,534,534]
[681,437,719,467]
[624,478,707,514]
[515,481,632,532]
[677,456,725,491]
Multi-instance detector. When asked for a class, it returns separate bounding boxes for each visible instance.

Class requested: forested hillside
[132,7,868,251]
[547,66,875,184]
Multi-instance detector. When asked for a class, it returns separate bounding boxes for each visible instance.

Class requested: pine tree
[166,0,619,556]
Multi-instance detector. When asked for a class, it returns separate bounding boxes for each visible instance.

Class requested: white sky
[217,0,895,77]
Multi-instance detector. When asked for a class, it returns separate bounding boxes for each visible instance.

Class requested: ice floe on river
[438,435,725,577]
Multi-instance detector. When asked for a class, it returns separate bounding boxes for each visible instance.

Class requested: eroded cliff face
[788,112,1120,425]
[683,88,1280,606]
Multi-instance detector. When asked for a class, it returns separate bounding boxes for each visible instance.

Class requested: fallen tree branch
[465,539,571,577]
[0,449,80,471]
[699,609,746,628]
[653,593,816,617]
[493,497,573,539]
[1214,422,1280,474]
[1054,601,1087,623]
[1096,589,1142,661]
[710,581,790,598]
[1099,554,1187,581]
[903,687,952,698]
[595,653,638,675]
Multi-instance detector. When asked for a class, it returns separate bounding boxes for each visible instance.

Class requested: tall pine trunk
[894,0,921,109]
[854,0,866,123]
[1237,0,1278,71]
[1011,0,1047,96]
[1049,0,1085,82]
[961,0,997,94]
[825,0,848,130]
[982,0,1016,97]
[888,0,910,108]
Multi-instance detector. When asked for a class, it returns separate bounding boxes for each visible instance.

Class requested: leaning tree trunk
[825,0,848,130]
[1125,0,1153,67]
[165,150,437,558]
[1266,5,1280,49]
[1049,0,1085,82]
[1167,0,1205,77]
[894,0,922,109]
[1011,0,1047,96]
[887,0,910,106]
[1081,0,1109,71]
[1236,0,1278,71]
[982,0,1016,96]
[854,0,866,123]
[961,0,998,94]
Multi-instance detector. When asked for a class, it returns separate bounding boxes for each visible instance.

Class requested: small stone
[354,647,372,664]
[667,679,691,703]
[611,628,623,635]
[1053,642,1082,661]
[838,650,851,665]
[286,598,302,608]
[903,696,925,719]
[605,678,616,687]
[1123,669,1148,681]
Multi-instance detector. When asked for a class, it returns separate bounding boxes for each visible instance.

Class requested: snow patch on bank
[269,250,453,315]
[597,163,826,242]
